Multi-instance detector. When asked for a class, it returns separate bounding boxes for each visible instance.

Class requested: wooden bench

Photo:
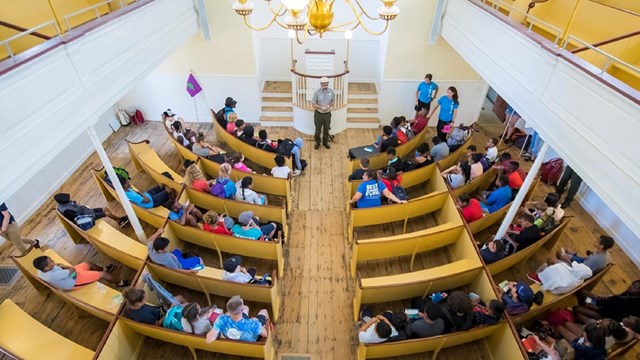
[347,129,428,172]
[165,129,293,212]
[348,190,450,244]
[487,218,570,275]
[512,263,613,325]
[435,134,474,171]
[212,110,293,170]
[55,213,282,321]
[127,139,185,193]
[450,168,498,200]
[10,244,121,322]
[91,167,171,228]
[0,299,95,359]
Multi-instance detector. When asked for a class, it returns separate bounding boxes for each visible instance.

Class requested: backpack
[162,306,183,331]
[402,160,415,173]
[104,167,130,187]
[540,158,564,185]
[74,214,95,230]
[538,215,556,234]
[297,159,308,172]
[391,181,408,201]
[276,139,295,156]
[211,178,235,199]
[215,107,227,127]
[129,109,145,125]
[502,281,534,315]
[447,127,466,146]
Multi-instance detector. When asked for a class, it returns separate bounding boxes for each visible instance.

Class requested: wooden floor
[1,117,639,360]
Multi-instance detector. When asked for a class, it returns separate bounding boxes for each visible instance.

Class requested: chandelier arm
[350,0,381,20]
[241,4,286,31]
[267,1,288,17]
[344,2,391,36]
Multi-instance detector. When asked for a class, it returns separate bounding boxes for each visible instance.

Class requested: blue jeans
[290,137,304,170]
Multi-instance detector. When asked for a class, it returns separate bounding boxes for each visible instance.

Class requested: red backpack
[129,109,145,125]
[540,158,564,185]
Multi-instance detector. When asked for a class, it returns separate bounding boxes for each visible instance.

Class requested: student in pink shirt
[230,152,254,173]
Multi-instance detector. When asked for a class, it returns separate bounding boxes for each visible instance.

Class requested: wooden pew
[450,168,498,199]
[91,167,171,228]
[487,218,570,275]
[435,134,473,171]
[347,190,450,244]
[55,213,282,321]
[10,244,121,322]
[127,138,288,230]
[355,269,526,359]
[0,299,95,359]
[212,109,293,170]
[347,129,428,172]
[467,178,540,234]
[512,263,613,325]
[165,129,293,212]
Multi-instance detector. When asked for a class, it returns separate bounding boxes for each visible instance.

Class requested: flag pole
[193,96,199,123]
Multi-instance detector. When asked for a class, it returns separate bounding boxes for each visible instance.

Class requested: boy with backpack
[54,193,129,229]
[215,97,237,128]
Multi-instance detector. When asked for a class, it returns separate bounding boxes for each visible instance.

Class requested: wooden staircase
[346,82,380,128]
[260,81,294,125]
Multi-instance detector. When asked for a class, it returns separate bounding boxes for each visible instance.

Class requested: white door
[305,55,334,100]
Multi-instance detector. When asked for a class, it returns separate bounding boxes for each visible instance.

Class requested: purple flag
[186,73,202,97]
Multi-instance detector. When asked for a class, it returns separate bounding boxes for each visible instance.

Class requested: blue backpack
[211,178,236,199]
[162,306,183,331]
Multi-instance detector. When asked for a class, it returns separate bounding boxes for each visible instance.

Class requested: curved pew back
[348,162,438,198]
[450,168,498,199]
[0,299,95,360]
[436,135,473,171]
[348,130,428,172]
[10,245,121,322]
[212,110,293,170]
[126,139,184,193]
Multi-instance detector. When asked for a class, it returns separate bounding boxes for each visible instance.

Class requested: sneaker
[292,169,301,177]
[118,216,130,228]
[527,272,542,285]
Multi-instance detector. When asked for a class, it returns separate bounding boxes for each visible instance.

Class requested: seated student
[379,167,403,193]
[429,136,450,162]
[256,130,277,153]
[503,213,541,253]
[503,161,524,190]
[183,160,214,193]
[349,170,407,208]
[206,295,269,343]
[469,153,485,180]
[146,228,203,273]
[384,147,404,174]
[485,137,499,163]
[479,239,507,264]
[561,235,614,274]
[222,255,269,285]
[573,280,640,323]
[410,108,428,134]
[226,112,239,134]
[406,301,445,339]
[235,177,267,205]
[54,193,129,228]
[472,299,505,326]
[230,152,254,174]
[122,284,186,325]
[271,154,292,180]
[556,321,607,360]
[414,143,434,169]
[202,210,232,236]
[466,145,490,172]
[391,116,409,144]
[441,160,471,189]
[457,193,483,223]
[234,119,246,138]
[440,291,474,332]
[377,126,400,152]
[239,125,258,147]
[192,132,226,164]
[120,177,175,209]
[602,318,638,350]
[526,254,593,295]
[348,158,369,181]
[164,200,203,228]
[501,281,535,315]
[162,109,176,130]
[172,121,196,147]
[33,255,129,290]
[477,175,511,214]
[210,163,237,199]
[232,211,277,240]
[493,152,527,180]
[447,126,467,152]
[182,302,216,335]
[358,307,399,343]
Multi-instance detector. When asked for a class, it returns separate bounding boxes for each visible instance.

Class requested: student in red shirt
[457,193,483,223]
[411,108,429,134]
[202,210,232,236]
[505,161,524,189]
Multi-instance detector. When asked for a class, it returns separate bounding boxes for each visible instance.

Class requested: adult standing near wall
[312,77,335,150]
[427,86,460,142]
[0,202,37,255]
[415,73,439,115]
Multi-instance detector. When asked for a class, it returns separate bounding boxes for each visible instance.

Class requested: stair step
[348,108,378,114]
[263,81,292,93]
[348,98,378,104]
[260,115,293,122]
[262,106,293,112]
[347,117,380,123]
[348,82,377,94]
[262,96,292,102]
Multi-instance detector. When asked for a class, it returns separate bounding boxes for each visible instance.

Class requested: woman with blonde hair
[184,160,213,193]
[202,210,232,235]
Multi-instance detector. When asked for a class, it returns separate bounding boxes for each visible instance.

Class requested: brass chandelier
[232,0,400,42]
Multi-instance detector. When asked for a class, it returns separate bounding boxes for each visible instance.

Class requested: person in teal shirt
[415,74,439,114]
[427,86,460,141]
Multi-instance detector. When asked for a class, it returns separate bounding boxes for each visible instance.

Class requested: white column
[86,125,147,242]
[494,142,549,239]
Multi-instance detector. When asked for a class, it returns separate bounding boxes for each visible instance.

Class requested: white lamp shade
[282,0,309,11]
[232,0,255,10]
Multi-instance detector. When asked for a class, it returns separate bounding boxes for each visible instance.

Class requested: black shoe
[561,200,572,209]
[323,142,331,149]
[314,143,320,150]
[118,216,130,228]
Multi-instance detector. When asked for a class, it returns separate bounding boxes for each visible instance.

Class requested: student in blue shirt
[477,175,512,213]
[415,73,439,113]
[427,86,460,142]
[164,200,203,228]
[120,177,174,209]
[349,170,407,208]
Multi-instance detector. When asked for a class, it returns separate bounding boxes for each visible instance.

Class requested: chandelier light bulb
[232,0,255,15]
[344,30,353,39]
[281,0,309,11]
[377,4,400,20]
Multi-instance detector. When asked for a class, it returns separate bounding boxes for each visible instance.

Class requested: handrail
[63,0,121,32]
[562,35,640,75]
[290,58,350,110]
[0,21,59,59]
[571,30,640,54]
[587,0,640,17]
[290,59,350,78]
[0,21,52,40]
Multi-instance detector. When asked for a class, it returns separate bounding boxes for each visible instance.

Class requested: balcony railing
[290,60,349,111]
